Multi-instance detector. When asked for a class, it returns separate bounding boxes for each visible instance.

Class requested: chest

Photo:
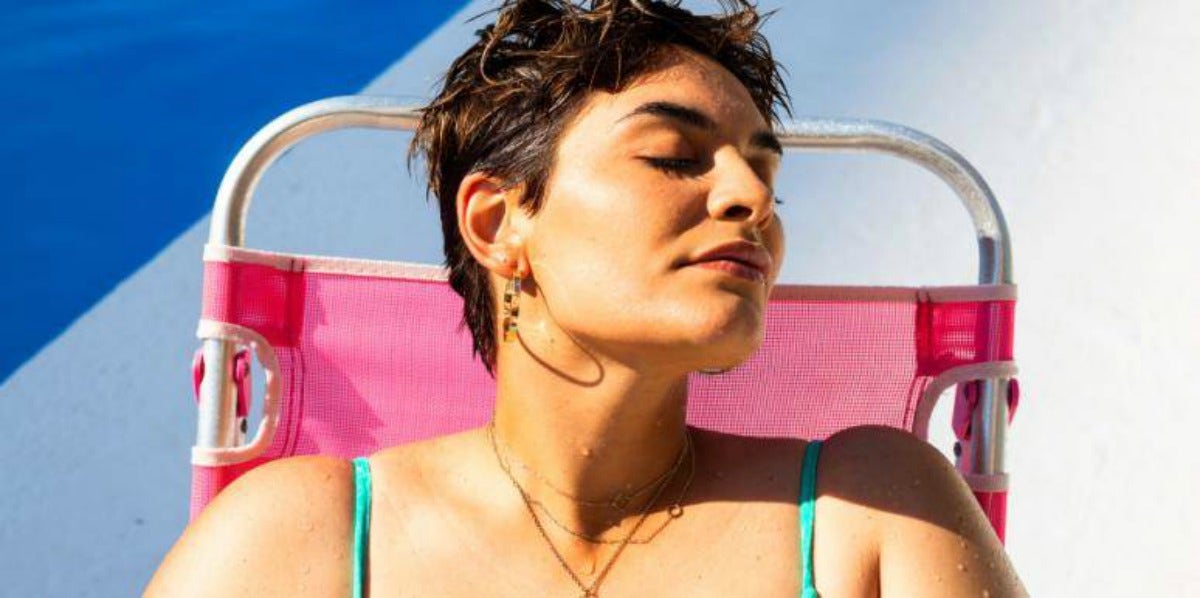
[366,497,877,597]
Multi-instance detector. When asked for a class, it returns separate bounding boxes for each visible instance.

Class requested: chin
[667,307,765,367]
[582,294,766,367]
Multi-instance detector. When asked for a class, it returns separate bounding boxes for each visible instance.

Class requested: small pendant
[611,493,630,510]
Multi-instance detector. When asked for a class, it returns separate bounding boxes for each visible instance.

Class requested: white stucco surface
[2,1,1196,595]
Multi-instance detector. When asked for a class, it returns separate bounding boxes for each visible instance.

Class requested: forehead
[572,48,769,133]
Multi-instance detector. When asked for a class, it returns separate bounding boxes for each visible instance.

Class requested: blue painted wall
[0,1,468,381]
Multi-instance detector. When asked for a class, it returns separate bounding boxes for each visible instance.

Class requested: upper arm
[822,426,1028,598]
[144,456,355,598]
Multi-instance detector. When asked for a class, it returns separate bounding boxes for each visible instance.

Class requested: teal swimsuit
[351,440,823,597]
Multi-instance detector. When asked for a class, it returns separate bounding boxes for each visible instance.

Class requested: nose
[706,149,775,232]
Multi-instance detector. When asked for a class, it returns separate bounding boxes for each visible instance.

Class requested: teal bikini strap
[352,456,372,598]
[799,440,822,598]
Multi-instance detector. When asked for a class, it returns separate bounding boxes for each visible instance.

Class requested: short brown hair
[409,0,791,375]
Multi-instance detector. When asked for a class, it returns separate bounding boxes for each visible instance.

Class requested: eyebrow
[618,100,783,155]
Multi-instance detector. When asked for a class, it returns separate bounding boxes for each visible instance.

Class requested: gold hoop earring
[502,274,522,343]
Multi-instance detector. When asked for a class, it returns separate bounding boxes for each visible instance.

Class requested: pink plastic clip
[192,347,251,418]
[951,378,1020,441]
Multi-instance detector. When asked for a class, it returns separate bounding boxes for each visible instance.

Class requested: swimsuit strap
[799,440,822,598]
[352,456,372,598]
[352,445,820,598]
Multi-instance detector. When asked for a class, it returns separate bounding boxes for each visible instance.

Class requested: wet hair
[409,0,791,375]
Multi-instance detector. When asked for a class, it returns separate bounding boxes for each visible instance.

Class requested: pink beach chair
[190,97,1019,541]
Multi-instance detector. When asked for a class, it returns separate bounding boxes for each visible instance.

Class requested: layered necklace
[487,422,694,597]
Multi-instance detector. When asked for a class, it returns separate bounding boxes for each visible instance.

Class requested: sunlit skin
[470,48,786,545]
[146,48,1026,597]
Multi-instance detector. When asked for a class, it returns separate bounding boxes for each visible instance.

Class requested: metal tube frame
[776,119,1013,482]
[197,96,1014,487]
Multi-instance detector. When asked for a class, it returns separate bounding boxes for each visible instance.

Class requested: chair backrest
[190,244,1016,520]
[189,97,1018,541]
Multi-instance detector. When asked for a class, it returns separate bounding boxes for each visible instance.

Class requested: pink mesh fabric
[189,461,260,520]
[686,291,1014,439]
[191,249,1016,528]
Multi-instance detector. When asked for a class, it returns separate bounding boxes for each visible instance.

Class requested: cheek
[527,177,690,341]
[536,163,681,279]
[524,155,766,360]
[532,188,662,304]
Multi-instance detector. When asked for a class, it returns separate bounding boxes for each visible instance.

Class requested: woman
[148,1,1026,596]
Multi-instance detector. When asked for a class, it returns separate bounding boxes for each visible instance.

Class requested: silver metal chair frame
[197,95,1014,490]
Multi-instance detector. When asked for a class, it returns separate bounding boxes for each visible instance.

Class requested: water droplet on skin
[982,590,991,598]
[299,521,315,532]
[957,563,967,572]
[581,447,593,457]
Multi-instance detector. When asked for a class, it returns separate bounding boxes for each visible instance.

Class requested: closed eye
[642,157,701,176]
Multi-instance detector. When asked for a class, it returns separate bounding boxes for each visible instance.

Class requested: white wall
[1,1,1195,595]
[752,2,1199,593]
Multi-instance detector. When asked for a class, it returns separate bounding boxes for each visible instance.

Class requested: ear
[456,171,531,278]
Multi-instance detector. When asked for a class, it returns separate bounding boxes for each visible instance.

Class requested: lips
[688,240,772,280]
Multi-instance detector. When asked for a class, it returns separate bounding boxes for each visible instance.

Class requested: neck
[491,340,692,541]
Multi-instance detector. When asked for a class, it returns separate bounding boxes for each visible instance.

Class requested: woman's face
[520,49,785,372]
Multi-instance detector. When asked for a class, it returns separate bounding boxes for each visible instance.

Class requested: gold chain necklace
[528,434,694,545]
[505,431,690,512]
[488,422,688,597]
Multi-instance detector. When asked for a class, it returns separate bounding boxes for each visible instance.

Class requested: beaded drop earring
[501,273,521,343]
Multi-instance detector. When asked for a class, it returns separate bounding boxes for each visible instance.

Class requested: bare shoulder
[818,425,1028,597]
[371,427,479,468]
[818,424,954,500]
[368,428,482,493]
[144,455,356,597]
